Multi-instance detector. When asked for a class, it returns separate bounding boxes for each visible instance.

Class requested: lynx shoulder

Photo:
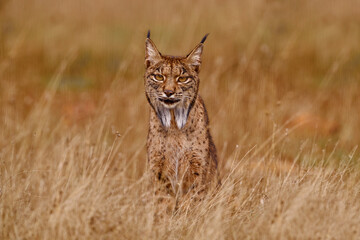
[144,32,219,202]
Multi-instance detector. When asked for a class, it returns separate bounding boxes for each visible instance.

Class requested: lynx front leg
[152,177,179,221]
[148,154,177,219]
[178,155,210,205]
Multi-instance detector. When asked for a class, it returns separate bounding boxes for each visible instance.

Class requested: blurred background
[2,1,360,238]
[1,0,360,169]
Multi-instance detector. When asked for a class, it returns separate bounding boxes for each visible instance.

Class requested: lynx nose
[164,89,175,97]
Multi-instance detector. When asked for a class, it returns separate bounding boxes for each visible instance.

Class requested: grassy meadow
[1,0,360,239]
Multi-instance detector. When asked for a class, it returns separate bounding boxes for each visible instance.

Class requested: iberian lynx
[144,31,219,204]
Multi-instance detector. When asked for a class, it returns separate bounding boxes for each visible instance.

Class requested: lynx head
[144,31,208,129]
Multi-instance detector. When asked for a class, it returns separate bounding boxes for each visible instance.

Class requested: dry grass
[1,0,360,239]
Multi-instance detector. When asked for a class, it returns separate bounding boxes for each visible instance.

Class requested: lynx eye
[177,76,188,83]
[153,74,164,82]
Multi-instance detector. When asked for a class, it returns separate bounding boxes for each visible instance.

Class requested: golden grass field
[1,0,360,239]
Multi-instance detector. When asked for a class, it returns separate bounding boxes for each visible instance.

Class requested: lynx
[144,31,219,206]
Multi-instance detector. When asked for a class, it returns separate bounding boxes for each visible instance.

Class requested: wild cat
[144,31,219,205]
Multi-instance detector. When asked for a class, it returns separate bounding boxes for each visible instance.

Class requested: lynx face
[144,33,207,129]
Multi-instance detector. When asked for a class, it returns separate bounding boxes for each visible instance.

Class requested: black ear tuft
[147,30,151,39]
[200,33,209,44]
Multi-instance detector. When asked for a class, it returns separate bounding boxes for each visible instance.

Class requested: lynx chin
[144,31,219,204]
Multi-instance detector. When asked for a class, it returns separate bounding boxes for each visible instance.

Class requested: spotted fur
[144,32,219,206]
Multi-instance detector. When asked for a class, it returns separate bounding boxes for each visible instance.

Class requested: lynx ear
[185,34,208,73]
[145,31,162,68]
